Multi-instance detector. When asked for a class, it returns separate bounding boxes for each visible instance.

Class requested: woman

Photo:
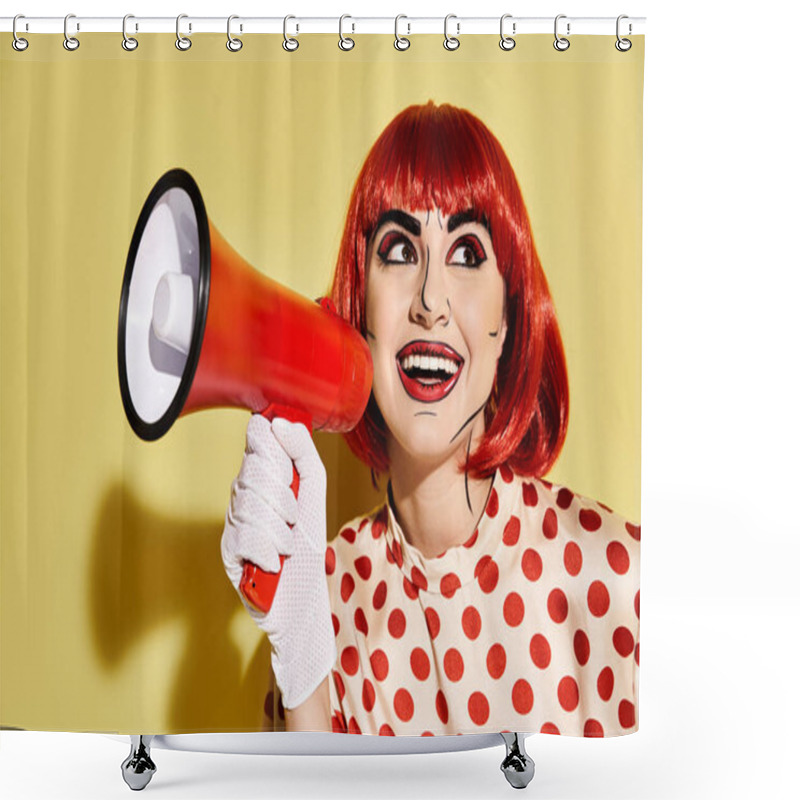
[221,102,640,738]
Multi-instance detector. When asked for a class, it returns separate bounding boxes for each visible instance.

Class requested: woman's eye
[447,235,487,268]
[377,232,417,264]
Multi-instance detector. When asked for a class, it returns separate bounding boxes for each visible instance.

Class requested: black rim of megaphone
[117,168,211,441]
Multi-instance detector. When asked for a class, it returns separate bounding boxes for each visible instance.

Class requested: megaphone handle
[239,405,314,614]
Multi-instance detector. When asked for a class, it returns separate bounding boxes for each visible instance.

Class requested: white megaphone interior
[125,187,200,424]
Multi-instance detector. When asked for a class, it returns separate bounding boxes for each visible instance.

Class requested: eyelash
[446,235,487,268]
[375,231,488,268]
[377,232,417,265]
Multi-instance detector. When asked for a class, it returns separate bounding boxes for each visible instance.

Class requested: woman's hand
[221,415,335,710]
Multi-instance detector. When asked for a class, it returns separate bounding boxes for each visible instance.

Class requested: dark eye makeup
[446,234,487,268]
[377,231,418,265]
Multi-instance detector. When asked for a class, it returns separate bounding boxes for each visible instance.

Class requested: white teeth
[400,354,460,374]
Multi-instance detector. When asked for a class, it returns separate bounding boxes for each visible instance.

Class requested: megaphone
[117,168,372,613]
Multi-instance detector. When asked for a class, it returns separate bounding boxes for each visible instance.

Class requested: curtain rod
[1,16,646,37]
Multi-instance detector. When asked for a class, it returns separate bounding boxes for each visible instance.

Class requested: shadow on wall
[90,483,270,733]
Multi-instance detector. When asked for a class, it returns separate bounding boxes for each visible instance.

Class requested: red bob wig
[330,102,568,479]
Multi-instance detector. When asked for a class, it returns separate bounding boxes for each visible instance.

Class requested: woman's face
[365,207,507,467]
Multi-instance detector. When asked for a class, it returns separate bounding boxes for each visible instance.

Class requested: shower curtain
[0,29,643,738]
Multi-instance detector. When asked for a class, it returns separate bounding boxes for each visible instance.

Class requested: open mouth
[396,340,464,403]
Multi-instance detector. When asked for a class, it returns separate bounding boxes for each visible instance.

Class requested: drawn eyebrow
[375,209,421,237]
[447,210,491,235]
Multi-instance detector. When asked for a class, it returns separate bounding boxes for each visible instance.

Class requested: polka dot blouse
[325,465,640,737]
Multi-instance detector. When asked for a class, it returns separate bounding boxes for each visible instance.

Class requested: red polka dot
[597,667,614,701]
[512,680,534,715]
[440,573,461,598]
[362,679,376,712]
[411,648,431,681]
[425,607,441,640]
[348,716,362,735]
[543,508,559,540]
[522,548,543,581]
[584,719,604,738]
[626,522,641,541]
[372,514,387,540]
[587,581,610,617]
[564,541,583,576]
[355,555,372,581]
[421,731,434,737]
[579,509,602,532]
[331,613,340,637]
[388,609,406,638]
[411,566,428,591]
[436,690,449,724]
[340,527,356,544]
[468,692,490,725]
[359,518,369,532]
[503,592,525,626]
[618,699,636,729]
[476,556,499,594]
[462,606,482,640]
[598,501,613,513]
[486,488,499,517]
[385,543,394,564]
[394,689,414,722]
[522,482,539,507]
[391,540,404,568]
[325,547,336,575]
[530,634,551,669]
[372,580,387,610]
[370,649,389,682]
[379,723,395,736]
[487,644,506,679]
[354,608,368,636]
[499,463,514,483]
[613,626,635,657]
[556,488,573,509]
[540,722,560,735]
[547,588,569,623]
[341,573,355,603]
[463,528,479,548]
[332,711,345,733]
[634,590,640,619]
[444,648,464,682]
[573,630,591,666]
[403,576,419,600]
[635,643,640,665]
[558,676,579,712]
[503,515,521,546]
[607,541,630,574]
[333,670,345,700]
[341,646,359,676]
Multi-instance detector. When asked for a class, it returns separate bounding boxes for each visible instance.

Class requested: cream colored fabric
[325,467,640,736]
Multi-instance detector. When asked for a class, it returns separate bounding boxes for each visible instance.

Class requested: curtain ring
[553,14,570,51]
[122,15,138,51]
[443,14,460,51]
[394,15,410,51]
[616,15,632,52]
[12,15,29,51]
[338,15,355,51]
[499,14,515,51]
[63,13,80,51]
[227,15,243,51]
[283,15,299,51]
[176,14,192,50]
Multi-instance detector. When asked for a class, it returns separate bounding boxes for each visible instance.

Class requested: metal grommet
[616,15,632,52]
[553,14,570,52]
[499,14,515,51]
[443,14,460,51]
[63,13,80,51]
[283,15,299,52]
[339,14,355,51]
[176,14,192,51]
[394,15,410,51]
[122,14,138,51]
[227,15,243,51]
[12,15,29,51]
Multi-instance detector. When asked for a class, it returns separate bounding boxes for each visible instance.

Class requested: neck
[387,437,494,559]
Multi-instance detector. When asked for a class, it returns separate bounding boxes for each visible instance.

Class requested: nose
[410,251,451,329]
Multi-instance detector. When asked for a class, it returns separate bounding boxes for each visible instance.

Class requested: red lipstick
[396,340,464,403]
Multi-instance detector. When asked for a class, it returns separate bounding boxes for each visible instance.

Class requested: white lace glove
[221,415,336,709]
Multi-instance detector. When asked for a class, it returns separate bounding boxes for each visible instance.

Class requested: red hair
[330,102,568,479]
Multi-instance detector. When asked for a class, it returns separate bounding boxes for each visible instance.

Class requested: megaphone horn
[117,168,373,613]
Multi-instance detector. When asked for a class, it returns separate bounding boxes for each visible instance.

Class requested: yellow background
[0,34,643,733]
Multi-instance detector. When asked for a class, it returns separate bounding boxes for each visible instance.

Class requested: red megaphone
[117,168,372,613]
